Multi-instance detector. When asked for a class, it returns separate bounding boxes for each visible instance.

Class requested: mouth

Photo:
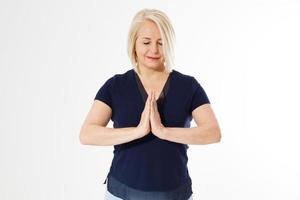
[146,56,160,60]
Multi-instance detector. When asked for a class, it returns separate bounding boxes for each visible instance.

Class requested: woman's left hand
[149,90,166,139]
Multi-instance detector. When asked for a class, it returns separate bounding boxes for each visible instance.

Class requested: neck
[136,64,167,80]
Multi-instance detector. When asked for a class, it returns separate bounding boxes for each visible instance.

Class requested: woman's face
[135,20,164,70]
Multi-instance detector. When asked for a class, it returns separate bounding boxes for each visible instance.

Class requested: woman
[79,8,221,200]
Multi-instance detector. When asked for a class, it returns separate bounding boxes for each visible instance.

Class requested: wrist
[160,127,168,140]
[133,127,142,138]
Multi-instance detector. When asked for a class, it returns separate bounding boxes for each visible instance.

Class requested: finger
[148,91,151,101]
[146,93,150,106]
[153,91,155,107]
[154,97,158,112]
[154,92,158,110]
[148,91,153,104]
[144,96,149,112]
[150,91,153,114]
[150,90,153,101]
[153,93,157,115]
[152,91,155,106]
[148,92,152,112]
[151,90,154,104]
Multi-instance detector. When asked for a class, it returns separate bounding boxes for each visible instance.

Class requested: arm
[162,104,221,145]
[80,125,140,146]
[79,100,141,146]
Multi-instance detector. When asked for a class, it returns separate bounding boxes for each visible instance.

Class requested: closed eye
[143,42,163,46]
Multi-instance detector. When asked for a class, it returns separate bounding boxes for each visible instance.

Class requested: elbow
[79,132,87,145]
[197,125,221,145]
[79,127,89,145]
[204,125,221,144]
[213,125,222,143]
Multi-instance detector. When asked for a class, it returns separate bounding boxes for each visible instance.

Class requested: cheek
[135,45,147,56]
[158,49,164,59]
[157,46,163,54]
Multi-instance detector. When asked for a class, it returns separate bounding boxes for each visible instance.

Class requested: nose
[150,43,159,54]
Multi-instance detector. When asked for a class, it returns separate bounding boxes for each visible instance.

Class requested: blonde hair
[127,8,176,74]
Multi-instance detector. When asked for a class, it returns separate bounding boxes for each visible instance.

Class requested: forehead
[137,20,161,40]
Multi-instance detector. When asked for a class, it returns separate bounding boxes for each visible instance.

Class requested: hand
[136,92,151,138]
[150,90,166,139]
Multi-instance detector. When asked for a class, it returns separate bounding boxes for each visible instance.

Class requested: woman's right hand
[135,91,152,138]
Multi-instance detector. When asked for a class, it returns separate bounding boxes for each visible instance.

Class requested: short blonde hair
[127,8,176,74]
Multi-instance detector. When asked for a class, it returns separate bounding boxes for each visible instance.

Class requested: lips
[147,56,160,59]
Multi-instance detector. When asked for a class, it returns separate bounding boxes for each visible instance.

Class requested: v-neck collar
[132,69,173,105]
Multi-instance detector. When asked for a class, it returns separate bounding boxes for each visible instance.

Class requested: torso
[98,68,209,192]
[135,72,171,100]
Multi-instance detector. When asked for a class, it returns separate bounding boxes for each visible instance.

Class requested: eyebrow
[142,37,162,40]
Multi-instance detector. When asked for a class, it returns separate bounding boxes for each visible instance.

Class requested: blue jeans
[104,189,194,200]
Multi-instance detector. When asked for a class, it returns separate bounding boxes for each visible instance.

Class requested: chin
[146,64,163,70]
[145,60,163,67]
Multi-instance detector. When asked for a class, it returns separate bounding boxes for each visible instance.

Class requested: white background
[1,0,300,199]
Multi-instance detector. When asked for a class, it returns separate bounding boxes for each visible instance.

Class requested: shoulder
[95,68,134,95]
[113,68,133,81]
[172,69,200,88]
[101,68,133,87]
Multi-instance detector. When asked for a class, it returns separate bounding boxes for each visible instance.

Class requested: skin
[79,20,221,146]
[134,20,169,138]
[134,20,165,79]
[135,20,221,143]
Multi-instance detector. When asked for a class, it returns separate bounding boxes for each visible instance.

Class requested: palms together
[137,90,165,139]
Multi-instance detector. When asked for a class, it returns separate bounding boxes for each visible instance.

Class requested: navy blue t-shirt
[94,68,210,199]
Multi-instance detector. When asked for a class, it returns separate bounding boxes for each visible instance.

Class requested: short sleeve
[189,77,210,113]
[94,76,115,109]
